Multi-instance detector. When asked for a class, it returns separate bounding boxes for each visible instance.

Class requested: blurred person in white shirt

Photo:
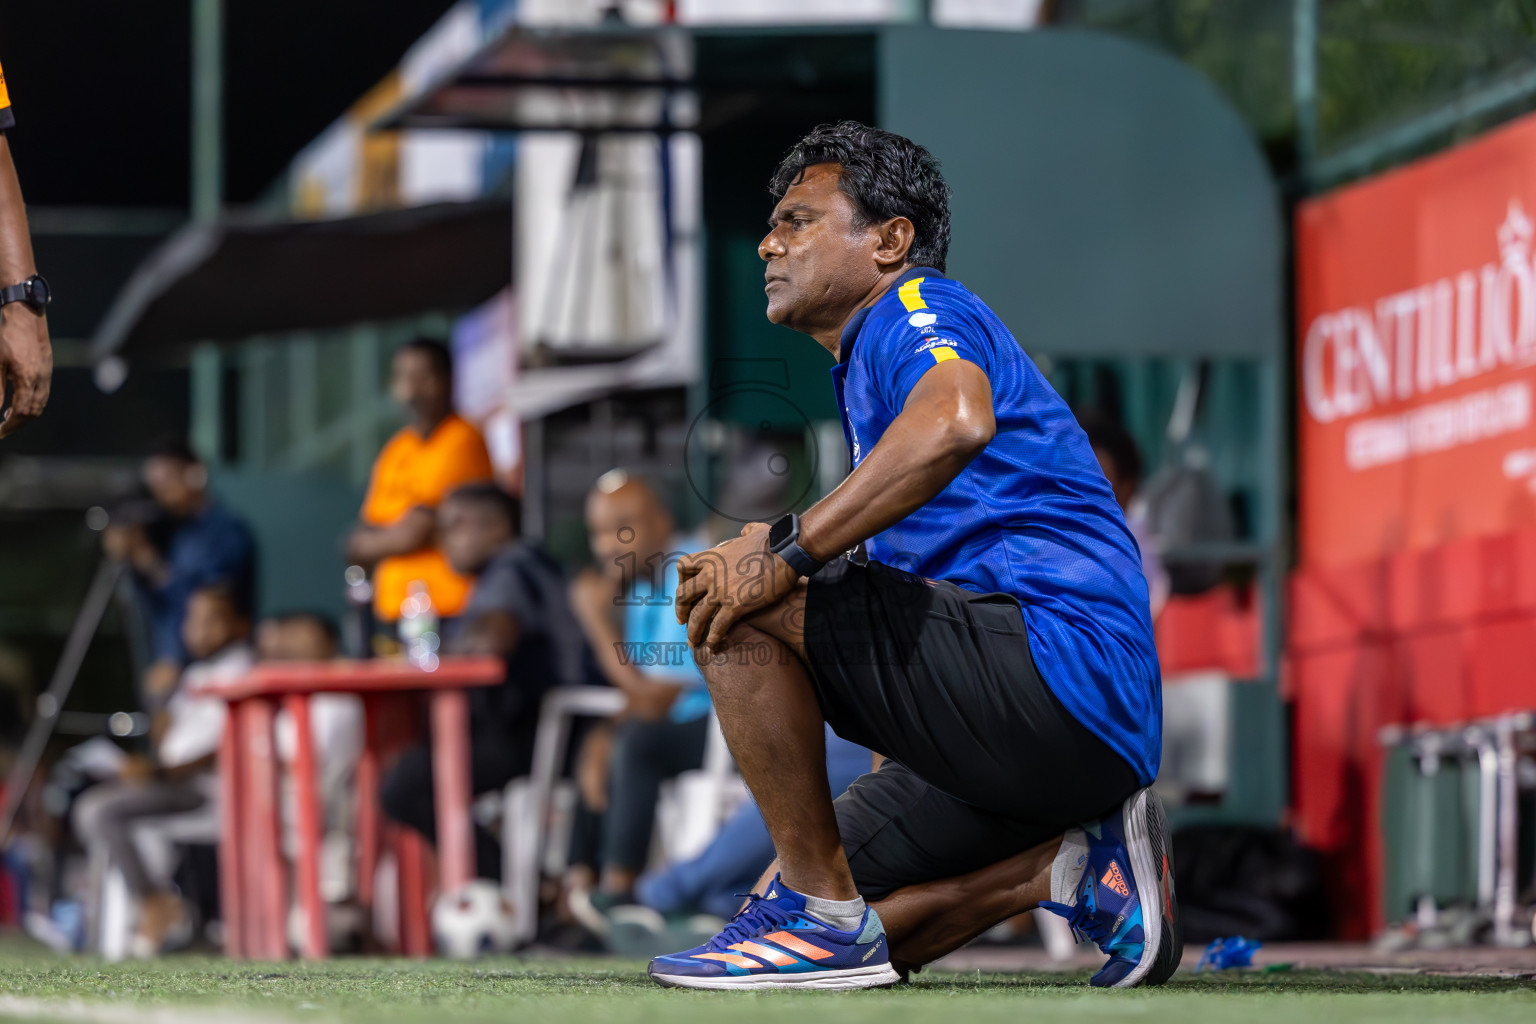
[259,612,362,777]
[72,585,253,954]
[260,612,364,856]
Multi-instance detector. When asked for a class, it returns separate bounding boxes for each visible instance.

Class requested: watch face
[768,514,795,550]
[27,275,49,306]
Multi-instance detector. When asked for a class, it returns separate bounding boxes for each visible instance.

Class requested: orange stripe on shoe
[763,930,834,960]
[1101,860,1131,898]
[693,951,761,969]
[730,940,797,967]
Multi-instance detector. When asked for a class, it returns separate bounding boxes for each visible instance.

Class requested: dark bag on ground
[1172,825,1330,943]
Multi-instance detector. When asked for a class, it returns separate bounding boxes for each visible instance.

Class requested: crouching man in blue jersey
[649,122,1180,991]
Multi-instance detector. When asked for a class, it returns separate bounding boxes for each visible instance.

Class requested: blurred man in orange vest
[346,338,493,625]
[0,59,53,437]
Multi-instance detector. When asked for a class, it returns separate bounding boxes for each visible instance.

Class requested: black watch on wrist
[767,513,827,578]
[0,274,49,313]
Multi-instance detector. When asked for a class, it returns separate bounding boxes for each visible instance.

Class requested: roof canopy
[90,199,511,360]
[373,24,876,135]
[376,25,695,133]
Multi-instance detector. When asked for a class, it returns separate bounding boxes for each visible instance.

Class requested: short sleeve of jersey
[868,294,993,412]
[359,433,410,525]
[419,420,494,507]
[362,419,495,525]
[466,547,541,627]
[0,61,16,130]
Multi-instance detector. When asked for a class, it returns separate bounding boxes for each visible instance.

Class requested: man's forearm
[160,753,217,781]
[578,604,654,693]
[348,508,434,565]
[346,525,385,567]
[0,138,35,282]
[801,433,969,562]
[800,362,995,563]
[0,133,51,435]
[130,542,168,586]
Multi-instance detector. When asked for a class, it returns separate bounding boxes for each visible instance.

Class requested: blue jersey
[830,267,1161,785]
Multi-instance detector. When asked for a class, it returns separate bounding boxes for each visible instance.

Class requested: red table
[208,657,503,959]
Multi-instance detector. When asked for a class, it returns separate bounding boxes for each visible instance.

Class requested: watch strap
[768,513,827,577]
[775,539,824,578]
[0,275,46,311]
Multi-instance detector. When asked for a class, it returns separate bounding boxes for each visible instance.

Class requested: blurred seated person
[103,437,256,700]
[257,611,363,827]
[565,471,710,920]
[345,338,492,633]
[1079,410,1169,620]
[635,724,870,922]
[257,611,340,662]
[380,483,597,880]
[72,584,254,955]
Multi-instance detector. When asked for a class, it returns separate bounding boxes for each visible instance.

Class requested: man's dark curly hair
[395,336,453,382]
[769,121,952,274]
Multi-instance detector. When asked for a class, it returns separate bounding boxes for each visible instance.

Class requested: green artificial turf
[0,943,1531,1024]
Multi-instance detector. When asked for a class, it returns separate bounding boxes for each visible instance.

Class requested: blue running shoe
[1040,786,1182,988]
[647,876,899,990]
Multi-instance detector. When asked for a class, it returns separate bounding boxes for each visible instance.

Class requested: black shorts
[803,557,1140,901]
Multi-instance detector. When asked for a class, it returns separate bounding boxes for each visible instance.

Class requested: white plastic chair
[502,685,627,945]
[501,688,745,946]
[652,713,746,864]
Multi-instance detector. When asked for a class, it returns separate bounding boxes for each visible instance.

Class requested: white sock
[800,891,867,932]
[1051,827,1090,905]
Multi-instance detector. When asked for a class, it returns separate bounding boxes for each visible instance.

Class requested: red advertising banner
[1297,114,1536,567]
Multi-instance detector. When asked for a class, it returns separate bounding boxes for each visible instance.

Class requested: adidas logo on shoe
[1100,860,1131,898]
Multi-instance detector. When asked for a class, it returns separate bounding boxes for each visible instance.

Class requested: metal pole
[190,344,224,464]
[1492,715,1521,945]
[1293,0,1319,173]
[191,0,223,225]
[0,560,126,846]
[189,0,224,464]
[1471,725,1499,911]
[523,416,546,543]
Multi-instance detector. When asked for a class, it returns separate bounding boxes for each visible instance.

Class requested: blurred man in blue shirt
[104,438,256,701]
[567,470,710,922]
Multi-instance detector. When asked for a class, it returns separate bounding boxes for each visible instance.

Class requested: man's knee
[699,623,782,685]
[72,784,116,841]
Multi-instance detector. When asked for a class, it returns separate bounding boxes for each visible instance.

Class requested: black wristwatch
[0,274,49,314]
[768,513,826,578]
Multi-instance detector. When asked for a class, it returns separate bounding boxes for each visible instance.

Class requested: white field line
[0,996,325,1024]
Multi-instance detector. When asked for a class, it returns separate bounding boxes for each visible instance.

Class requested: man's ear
[873,216,916,269]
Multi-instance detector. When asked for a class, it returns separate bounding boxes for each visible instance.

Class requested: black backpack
[1172,825,1331,943]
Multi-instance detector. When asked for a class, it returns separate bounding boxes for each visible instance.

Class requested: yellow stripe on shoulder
[930,345,958,363]
[897,277,926,312]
